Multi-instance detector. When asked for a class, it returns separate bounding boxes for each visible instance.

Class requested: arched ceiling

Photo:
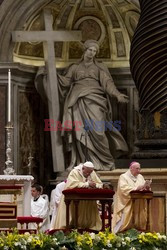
[11,0,140,68]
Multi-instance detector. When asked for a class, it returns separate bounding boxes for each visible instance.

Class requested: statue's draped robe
[50,165,103,230]
[112,170,147,233]
[58,59,128,170]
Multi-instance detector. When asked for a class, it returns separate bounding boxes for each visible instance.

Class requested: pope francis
[50,161,103,230]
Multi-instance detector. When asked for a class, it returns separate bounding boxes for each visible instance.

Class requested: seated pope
[50,161,105,230]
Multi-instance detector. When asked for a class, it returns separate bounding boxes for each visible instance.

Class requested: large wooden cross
[12,8,82,172]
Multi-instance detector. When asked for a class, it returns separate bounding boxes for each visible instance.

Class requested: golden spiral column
[130,0,167,159]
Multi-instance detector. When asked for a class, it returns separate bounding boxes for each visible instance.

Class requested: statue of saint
[36,40,129,170]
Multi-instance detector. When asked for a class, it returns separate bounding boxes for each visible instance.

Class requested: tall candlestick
[7,69,11,123]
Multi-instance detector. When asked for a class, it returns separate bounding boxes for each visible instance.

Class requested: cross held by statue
[12,8,82,173]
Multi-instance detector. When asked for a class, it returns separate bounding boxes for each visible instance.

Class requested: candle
[7,69,11,123]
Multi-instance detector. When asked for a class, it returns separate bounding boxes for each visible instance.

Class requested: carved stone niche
[0,63,46,184]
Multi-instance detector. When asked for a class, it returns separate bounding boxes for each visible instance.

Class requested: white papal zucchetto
[83,161,94,168]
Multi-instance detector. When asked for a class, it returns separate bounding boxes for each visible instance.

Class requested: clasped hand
[88,180,96,188]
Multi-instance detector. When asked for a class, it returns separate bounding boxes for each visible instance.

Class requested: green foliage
[0,228,167,250]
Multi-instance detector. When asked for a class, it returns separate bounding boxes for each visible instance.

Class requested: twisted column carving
[130,0,167,113]
[130,0,167,159]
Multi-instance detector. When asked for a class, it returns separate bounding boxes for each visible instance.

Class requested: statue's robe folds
[112,170,147,233]
[35,59,128,170]
[58,60,128,170]
[50,165,103,230]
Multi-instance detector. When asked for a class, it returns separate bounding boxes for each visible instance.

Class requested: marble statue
[35,40,129,170]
